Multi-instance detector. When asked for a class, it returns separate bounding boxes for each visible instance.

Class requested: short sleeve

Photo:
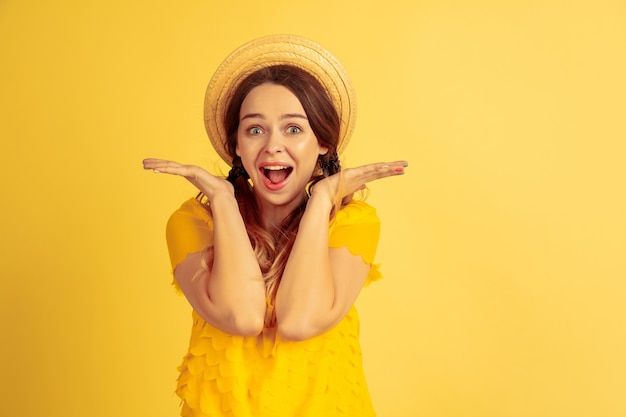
[328,200,382,286]
[166,198,215,273]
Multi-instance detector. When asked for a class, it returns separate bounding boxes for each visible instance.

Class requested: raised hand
[310,160,408,204]
[142,158,234,201]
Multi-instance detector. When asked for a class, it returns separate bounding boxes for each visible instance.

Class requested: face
[236,83,328,217]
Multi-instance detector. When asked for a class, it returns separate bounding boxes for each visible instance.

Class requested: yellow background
[1,1,625,416]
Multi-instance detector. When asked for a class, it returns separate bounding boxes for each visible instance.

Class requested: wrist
[306,191,334,213]
[209,191,239,211]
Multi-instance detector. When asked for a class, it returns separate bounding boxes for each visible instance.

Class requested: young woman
[143,35,407,417]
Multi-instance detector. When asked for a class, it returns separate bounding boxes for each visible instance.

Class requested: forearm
[275,195,336,339]
[206,193,266,334]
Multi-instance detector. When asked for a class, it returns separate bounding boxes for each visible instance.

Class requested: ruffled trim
[365,263,382,287]
[327,240,383,288]
[171,262,381,294]
[171,276,183,295]
[169,244,213,296]
[168,199,382,294]
[175,308,376,416]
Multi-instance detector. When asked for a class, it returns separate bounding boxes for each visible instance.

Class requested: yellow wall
[1,1,624,416]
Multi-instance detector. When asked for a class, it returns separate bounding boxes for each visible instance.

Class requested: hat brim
[204,34,356,165]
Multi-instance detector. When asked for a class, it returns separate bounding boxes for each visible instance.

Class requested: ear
[318,143,329,156]
[235,144,240,157]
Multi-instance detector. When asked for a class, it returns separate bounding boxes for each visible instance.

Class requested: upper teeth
[265,166,288,170]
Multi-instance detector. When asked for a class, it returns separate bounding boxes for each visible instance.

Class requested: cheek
[235,137,253,160]
[236,142,261,174]
[299,143,323,172]
[234,131,243,157]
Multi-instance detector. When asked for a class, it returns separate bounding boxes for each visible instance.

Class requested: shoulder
[170,197,213,220]
[167,198,214,230]
[165,198,215,270]
[329,199,380,254]
[329,200,382,285]
[331,200,380,228]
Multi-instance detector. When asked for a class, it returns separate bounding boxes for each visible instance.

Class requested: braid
[319,151,341,176]
[227,158,250,186]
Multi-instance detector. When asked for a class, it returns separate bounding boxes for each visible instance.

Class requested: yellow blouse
[166,198,381,417]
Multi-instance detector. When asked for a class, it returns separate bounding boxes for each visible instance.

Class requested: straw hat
[204,34,356,165]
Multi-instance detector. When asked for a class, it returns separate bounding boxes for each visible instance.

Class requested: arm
[177,194,265,336]
[209,193,266,335]
[275,195,371,340]
[146,159,266,336]
[275,161,407,341]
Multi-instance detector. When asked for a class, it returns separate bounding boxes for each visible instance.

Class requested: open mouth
[262,165,293,184]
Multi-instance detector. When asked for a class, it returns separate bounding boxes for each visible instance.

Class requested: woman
[143,35,407,417]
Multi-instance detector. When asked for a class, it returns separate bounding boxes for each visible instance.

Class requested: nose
[264,130,284,154]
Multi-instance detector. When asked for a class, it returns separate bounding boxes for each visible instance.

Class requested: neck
[257,192,308,230]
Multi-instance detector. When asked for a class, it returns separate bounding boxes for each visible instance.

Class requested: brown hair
[202,65,350,326]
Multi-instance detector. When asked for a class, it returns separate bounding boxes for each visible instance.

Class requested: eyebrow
[240,113,308,121]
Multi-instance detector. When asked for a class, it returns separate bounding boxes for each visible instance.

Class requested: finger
[362,162,406,178]
[142,159,188,175]
[143,158,173,165]
[348,161,408,186]
[143,159,179,170]
[375,160,408,172]
[143,158,171,170]
[390,160,409,168]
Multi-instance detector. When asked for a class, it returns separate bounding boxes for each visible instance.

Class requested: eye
[287,126,302,134]
[248,127,263,135]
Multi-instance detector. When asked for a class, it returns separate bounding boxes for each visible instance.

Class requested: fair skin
[143,82,408,340]
[236,84,328,228]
